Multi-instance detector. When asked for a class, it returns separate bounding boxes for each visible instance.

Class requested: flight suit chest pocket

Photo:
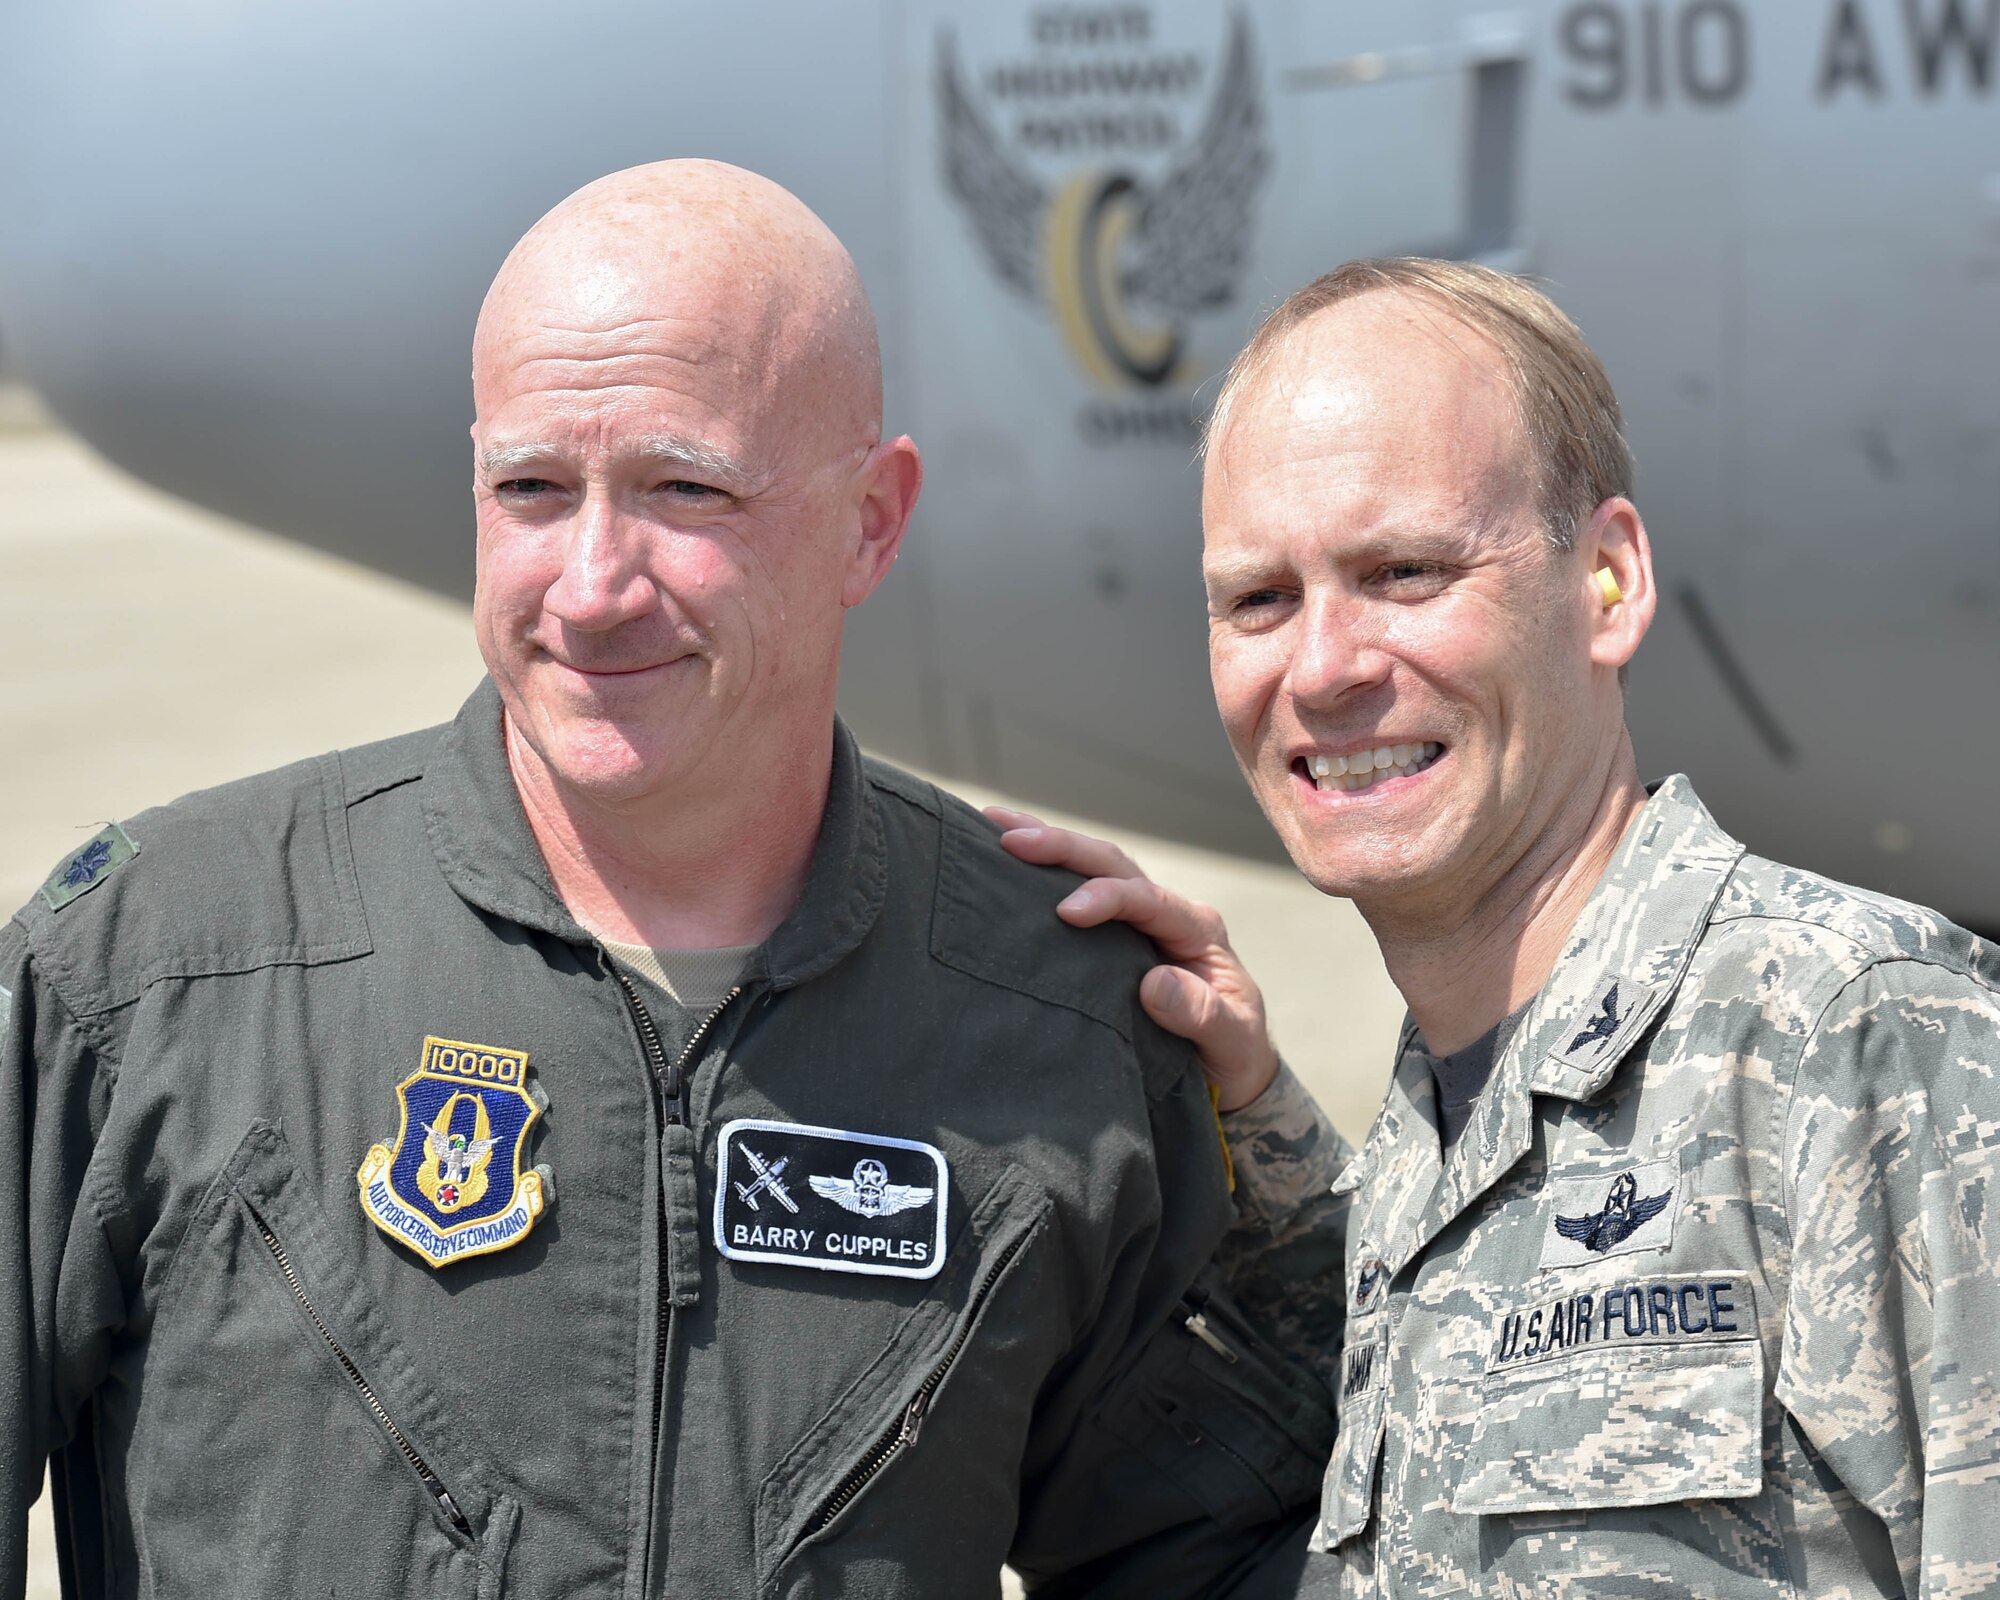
[135,1122,518,1598]
[754,1168,1050,1596]
[1452,1273,1765,1515]
[1318,1311,1389,1548]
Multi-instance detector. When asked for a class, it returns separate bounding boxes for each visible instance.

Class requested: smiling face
[1202,292,1615,920]
[469,166,903,813]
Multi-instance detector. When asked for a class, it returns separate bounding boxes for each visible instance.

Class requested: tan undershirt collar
[599,938,758,1014]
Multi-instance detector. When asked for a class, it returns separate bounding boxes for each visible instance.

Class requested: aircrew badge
[357,1036,547,1268]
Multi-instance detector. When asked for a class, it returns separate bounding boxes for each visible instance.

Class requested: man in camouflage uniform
[996,259,2000,1596]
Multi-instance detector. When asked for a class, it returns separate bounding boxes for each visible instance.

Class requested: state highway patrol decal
[716,1119,949,1280]
[358,1036,547,1267]
[936,8,1268,442]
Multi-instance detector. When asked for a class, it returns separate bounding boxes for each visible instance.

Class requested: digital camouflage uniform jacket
[0,682,1335,1600]
[1236,775,2000,1598]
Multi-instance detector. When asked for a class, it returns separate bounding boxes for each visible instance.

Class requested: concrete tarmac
[3,415,1402,1590]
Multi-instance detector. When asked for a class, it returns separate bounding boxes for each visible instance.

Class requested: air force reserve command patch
[357,1036,548,1267]
[716,1119,948,1280]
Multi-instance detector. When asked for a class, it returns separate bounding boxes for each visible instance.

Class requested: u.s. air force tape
[714,1119,949,1280]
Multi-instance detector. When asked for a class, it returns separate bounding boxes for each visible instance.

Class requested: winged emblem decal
[938,11,1269,390]
[810,1158,936,1218]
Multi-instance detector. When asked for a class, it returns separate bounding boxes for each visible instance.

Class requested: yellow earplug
[1595,567,1623,607]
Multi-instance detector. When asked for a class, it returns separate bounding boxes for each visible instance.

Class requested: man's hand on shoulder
[985,806,1279,1112]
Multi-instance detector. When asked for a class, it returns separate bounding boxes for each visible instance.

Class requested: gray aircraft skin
[2,1,1995,921]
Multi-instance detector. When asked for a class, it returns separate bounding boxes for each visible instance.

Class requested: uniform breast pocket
[131,1121,518,1599]
[1452,1275,1766,1516]
[1317,1315,1389,1548]
[753,1167,1052,1598]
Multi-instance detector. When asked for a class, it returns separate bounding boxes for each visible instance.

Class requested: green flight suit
[1,681,1334,1599]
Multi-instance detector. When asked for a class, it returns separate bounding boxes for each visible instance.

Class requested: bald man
[0,163,1335,1598]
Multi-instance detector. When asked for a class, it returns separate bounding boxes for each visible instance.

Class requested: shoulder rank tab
[357,1036,548,1268]
[40,822,139,911]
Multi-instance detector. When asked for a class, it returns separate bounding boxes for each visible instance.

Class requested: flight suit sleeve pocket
[1059,1267,1339,1540]
[1451,1340,1765,1516]
[132,1121,517,1598]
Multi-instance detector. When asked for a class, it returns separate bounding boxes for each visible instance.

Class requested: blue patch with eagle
[40,823,138,911]
[357,1036,548,1268]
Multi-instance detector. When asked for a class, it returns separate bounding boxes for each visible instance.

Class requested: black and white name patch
[715,1119,949,1280]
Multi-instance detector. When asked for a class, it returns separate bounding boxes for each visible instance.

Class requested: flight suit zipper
[254,1218,474,1538]
[810,1229,1033,1534]
[611,968,742,1587]
[1180,1290,1240,1363]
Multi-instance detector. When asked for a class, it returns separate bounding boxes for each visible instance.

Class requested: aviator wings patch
[809,1160,936,1218]
[1540,1161,1681,1269]
[1554,1171,1671,1253]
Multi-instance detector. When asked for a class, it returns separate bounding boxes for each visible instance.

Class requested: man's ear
[843,436,923,609]
[1580,497,1656,673]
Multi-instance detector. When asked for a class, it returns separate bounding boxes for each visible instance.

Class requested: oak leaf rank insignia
[40,822,139,911]
[358,1036,548,1267]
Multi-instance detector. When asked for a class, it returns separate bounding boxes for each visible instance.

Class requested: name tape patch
[715,1119,948,1280]
[1538,1159,1681,1269]
[1341,1338,1384,1401]
[1488,1275,1757,1377]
